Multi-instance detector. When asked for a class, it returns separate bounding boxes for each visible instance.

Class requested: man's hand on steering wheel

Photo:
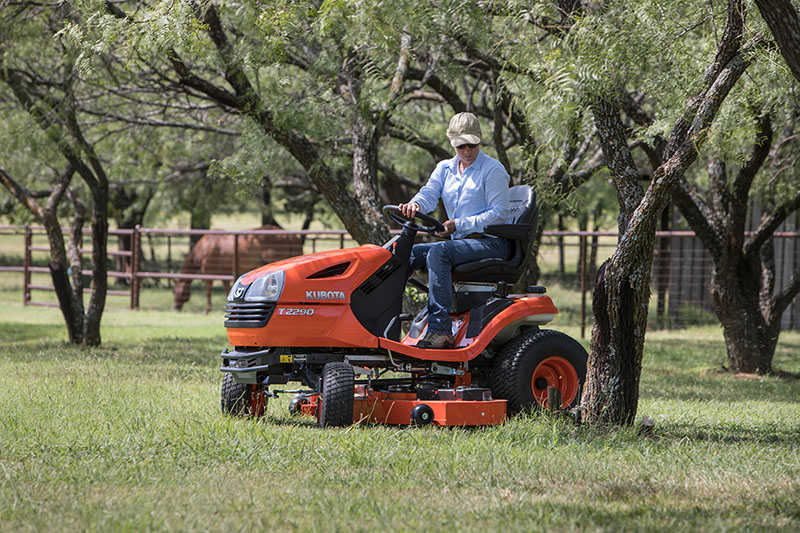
[383,204,445,234]
[398,202,419,219]
[436,220,456,238]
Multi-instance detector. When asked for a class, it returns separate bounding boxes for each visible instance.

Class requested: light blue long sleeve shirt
[410,150,510,239]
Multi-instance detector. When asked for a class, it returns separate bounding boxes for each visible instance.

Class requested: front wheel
[490,330,587,414]
[221,373,267,417]
[317,362,355,427]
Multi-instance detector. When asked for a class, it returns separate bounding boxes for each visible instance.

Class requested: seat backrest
[507,185,537,228]
[451,185,538,284]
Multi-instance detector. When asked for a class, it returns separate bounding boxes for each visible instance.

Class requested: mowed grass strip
[1,304,799,532]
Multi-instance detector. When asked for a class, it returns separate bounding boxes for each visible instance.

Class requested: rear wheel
[490,330,587,414]
[317,362,355,427]
[221,373,267,417]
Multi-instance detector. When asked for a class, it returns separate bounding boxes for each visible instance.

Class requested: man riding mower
[218,185,588,427]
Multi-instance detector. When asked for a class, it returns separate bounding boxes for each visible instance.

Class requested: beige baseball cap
[446,112,482,147]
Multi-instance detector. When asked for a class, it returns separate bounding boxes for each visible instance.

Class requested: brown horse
[172,226,303,312]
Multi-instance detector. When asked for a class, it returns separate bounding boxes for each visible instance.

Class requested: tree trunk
[582,1,750,425]
[581,99,648,425]
[583,230,655,425]
[0,164,87,345]
[82,184,109,347]
[710,259,775,374]
[190,209,212,247]
[352,122,391,244]
[755,0,800,83]
[110,185,153,282]
[1,37,111,347]
[260,175,281,227]
[655,205,671,318]
[42,213,84,344]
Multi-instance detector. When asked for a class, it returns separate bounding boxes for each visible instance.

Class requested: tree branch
[591,97,643,233]
[755,0,800,83]
[0,167,44,218]
[378,163,423,190]
[745,190,800,256]
[406,67,467,113]
[732,112,773,206]
[664,0,745,159]
[672,177,725,257]
[386,123,451,161]
[45,164,75,213]
[79,107,240,135]
[771,264,800,319]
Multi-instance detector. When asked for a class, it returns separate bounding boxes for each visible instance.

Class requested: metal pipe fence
[1,225,798,332]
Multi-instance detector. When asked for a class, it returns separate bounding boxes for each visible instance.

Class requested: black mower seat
[451,185,537,284]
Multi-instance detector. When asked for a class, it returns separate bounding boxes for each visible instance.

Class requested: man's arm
[407,161,446,214]
[454,169,510,235]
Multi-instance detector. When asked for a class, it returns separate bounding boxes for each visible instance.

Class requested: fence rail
[2,224,798,333]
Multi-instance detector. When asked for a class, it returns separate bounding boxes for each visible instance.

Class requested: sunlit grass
[0,301,798,531]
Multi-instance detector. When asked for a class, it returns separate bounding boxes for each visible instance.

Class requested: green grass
[1,301,799,532]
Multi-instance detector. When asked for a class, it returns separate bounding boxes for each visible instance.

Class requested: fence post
[579,233,587,339]
[167,235,172,287]
[233,231,239,280]
[23,224,32,306]
[547,386,562,412]
[339,232,345,249]
[131,225,140,310]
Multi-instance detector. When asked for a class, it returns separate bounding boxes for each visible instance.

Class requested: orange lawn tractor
[219,185,587,427]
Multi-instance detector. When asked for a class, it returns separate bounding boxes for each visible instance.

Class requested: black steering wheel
[383,205,445,234]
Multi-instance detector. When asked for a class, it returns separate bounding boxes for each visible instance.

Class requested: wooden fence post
[23,224,31,305]
[579,233,587,339]
[547,386,562,413]
[233,231,239,280]
[131,225,140,310]
[167,235,172,287]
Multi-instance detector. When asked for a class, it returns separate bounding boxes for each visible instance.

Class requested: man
[399,112,510,349]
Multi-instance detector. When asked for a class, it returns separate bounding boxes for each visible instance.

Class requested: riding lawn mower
[219,185,588,427]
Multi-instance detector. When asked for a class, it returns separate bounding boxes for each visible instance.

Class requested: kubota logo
[306,290,346,300]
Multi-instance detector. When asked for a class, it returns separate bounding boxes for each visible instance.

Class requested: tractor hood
[233,244,392,305]
[239,244,387,284]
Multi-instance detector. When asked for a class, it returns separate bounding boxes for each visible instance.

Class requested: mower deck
[300,385,507,426]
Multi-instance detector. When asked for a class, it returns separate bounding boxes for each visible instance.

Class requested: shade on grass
[0,303,798,531]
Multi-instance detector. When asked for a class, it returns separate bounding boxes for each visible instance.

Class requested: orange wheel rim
[531,356,579,409]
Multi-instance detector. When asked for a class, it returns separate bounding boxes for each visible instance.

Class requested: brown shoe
[416,331,454,349]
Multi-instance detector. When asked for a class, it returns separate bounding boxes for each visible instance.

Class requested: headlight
[244,270,285,302]
[227,274,248,302]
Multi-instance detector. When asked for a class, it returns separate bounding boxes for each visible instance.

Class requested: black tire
[317,362,355,427]
[490,329,587,414]
[221,373,267,417]
[410,404,434,426]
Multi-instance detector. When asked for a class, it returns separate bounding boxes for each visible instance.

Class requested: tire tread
[221,372,251,416]
[490,329,587,414]
[318,362,355,427]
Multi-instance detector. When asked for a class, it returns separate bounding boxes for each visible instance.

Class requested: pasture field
[1,286,799,531]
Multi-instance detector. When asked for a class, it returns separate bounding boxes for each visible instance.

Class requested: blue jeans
[409,237,510,335]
